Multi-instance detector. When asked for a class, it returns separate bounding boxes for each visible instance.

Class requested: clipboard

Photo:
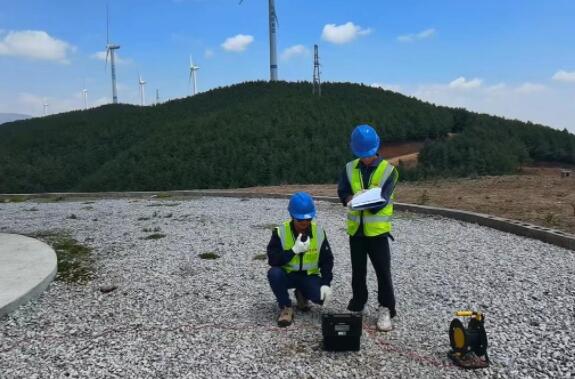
[349,187,388,210]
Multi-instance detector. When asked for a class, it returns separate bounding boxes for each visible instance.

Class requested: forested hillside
[0,81,573,193]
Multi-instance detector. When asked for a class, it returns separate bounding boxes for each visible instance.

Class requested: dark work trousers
[267,267,322,308]
[348,235,396,317]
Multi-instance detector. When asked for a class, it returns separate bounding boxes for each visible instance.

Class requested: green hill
[0,81,574,193]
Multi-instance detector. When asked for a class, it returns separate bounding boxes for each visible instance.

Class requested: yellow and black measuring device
[448,311,490,369]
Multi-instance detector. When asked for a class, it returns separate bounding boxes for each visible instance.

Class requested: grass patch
[416,190,430,205]
[253,223,277,230]
[144,233,166,240]
[253,253,267,261]
[46,196,65,202]
[544,213,560,227]
[142,226,161,233]
[28,231,94,284]
[147,202,180,207]
[199,252,220,260]
[2,195,28,203]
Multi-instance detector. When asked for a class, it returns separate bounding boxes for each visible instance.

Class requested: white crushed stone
[0,197,574,378]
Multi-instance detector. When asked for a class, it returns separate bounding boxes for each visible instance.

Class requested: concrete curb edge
[0,235,58,318]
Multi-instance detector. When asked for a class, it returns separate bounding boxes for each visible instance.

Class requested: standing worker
[338,124,399,332]
[267,192,334,327]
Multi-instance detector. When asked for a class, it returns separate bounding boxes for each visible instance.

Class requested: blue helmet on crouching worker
[288,192,316,220]
[350,124,380,158]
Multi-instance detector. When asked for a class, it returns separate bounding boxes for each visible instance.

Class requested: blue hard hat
[351,124,380,158]
[288,192,316,220]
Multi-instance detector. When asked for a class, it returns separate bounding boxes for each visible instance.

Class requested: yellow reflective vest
[346,158,396,237]
[276,220,325,275]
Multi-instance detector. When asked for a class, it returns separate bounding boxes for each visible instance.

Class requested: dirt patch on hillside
[232,167,575,235]
[388,152,419,168]
[380,141,424,159]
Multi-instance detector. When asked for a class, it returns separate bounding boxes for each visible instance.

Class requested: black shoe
[294,289,310,312]
[347,299,365,313]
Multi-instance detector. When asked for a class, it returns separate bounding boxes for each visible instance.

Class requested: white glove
[291,233,310,255]
[320,285,332,304]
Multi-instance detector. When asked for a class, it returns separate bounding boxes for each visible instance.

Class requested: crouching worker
[267,192,334,327]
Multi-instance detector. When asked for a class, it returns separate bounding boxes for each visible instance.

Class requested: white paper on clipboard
[350,188,388,210]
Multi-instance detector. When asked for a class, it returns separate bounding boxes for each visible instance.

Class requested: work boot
[294,289,310,312]
[277,306,294,327]
[377,306,392,332]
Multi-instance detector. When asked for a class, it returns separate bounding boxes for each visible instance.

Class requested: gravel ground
[0,197,574,378]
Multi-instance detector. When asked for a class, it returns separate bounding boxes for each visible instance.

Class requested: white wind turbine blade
[188,54,194,87]
[271,1,279,27]
[105,5,110,72]
[106,4,110,45]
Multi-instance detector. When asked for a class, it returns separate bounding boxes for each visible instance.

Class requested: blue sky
[1,0,575,132]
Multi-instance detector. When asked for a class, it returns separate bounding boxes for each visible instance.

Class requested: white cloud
[115,82,130,92]
[321,22,372,44]
[371,83,402,92]
[0,84,143,117]
[0,30,74,63]
[448,76,483,90]
[485,83,507,93]
[515,82,546,94]
[221,34,254,52]
[281,45,308,61]
[409,78,575,132]
[91,51,107,60]
[397,28,436,43]
[552,70,575,83]
[204,48,214,59]
[91,51,132,64]
[93,97,110,107]
[9,92,80,116]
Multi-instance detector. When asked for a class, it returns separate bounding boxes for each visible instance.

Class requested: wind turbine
[138,74,146,106]
[189,55,200,96]
[82,80,88,109]
[82,88,88,109]
[105,5,120,104]
[239,0,278,81]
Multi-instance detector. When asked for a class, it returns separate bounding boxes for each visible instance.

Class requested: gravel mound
[0,197,573,378]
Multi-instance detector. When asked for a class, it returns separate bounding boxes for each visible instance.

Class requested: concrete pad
[0,233,57,317]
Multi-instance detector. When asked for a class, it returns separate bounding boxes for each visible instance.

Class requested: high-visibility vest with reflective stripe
[346,158,396,237]
[276,221,324,275]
